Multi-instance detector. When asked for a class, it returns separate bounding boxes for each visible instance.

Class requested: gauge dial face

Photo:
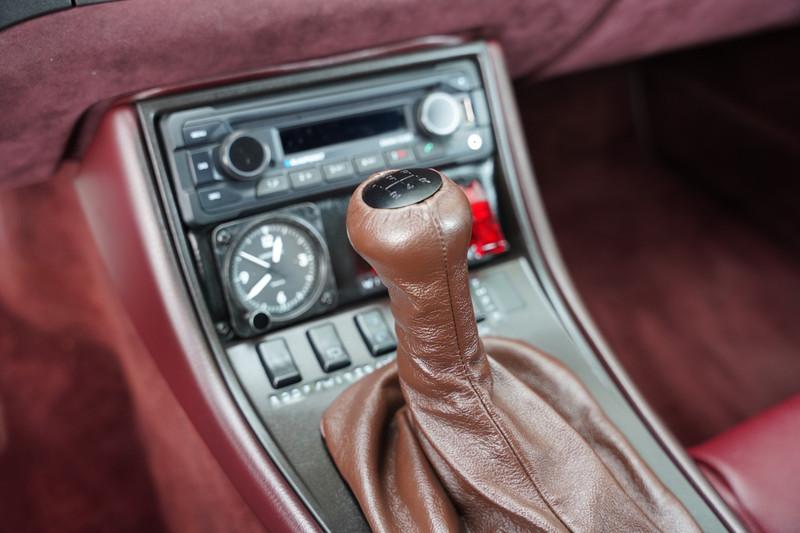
[228,218,324,321]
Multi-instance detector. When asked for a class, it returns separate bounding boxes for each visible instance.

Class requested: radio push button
[323,160,355,181]
[256,174,290,197]
[384,147,415,166]
[445,73,476,92]
[183,120,229,146]
[414,140,446,160]
[354,153,384,174]
[198,186,241,211]
[189,150,216,185]
[289,167,322,188]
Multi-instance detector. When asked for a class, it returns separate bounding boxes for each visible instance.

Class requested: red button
[460,180,508,259]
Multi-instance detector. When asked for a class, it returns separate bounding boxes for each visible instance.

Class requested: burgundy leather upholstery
[0,399,5,453]
[690,394,800,533]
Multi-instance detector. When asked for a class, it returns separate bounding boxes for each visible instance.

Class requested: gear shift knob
[348,167,471,280]
[347,168,481,383]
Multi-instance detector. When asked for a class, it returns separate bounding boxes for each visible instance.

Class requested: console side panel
[73,107,320,533]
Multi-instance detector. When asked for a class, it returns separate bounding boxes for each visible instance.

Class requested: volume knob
[218,131,270,180]
[417,92,462,138]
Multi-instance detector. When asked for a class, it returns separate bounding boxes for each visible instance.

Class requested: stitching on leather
[426,193,568,528]
[485,338,668,533]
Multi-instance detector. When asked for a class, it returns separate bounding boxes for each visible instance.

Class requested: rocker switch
[308,324,351,372]
[257,339,301,388]
[355,309,397,356]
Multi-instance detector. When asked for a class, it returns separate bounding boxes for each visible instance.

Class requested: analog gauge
[227,215,326,322]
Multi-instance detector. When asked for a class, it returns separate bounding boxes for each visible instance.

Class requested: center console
[133,42,735,531]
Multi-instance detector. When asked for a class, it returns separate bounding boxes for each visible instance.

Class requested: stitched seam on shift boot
[427,197,566,528]
[489,341,667,532]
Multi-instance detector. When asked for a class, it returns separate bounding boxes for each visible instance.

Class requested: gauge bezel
[222,212,331,325]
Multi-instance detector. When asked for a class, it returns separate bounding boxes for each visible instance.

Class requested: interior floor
[517,37,800,445]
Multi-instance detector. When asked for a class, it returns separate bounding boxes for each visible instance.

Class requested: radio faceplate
[159,59,493,226]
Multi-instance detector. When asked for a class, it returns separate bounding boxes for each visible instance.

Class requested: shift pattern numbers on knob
[361,168,443,209]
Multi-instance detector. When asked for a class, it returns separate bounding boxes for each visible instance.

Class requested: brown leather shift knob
[323,168,699,532]
[348,168,471,272]
[347,169,485,396]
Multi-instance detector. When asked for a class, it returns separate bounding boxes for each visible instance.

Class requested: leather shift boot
[321,170,699,532]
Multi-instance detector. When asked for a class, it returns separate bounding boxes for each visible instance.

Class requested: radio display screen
[280,107,406,154]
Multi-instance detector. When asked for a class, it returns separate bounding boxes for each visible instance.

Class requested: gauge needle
[272,236,283,263]
[246,273,272,300]
[240,251,271,269]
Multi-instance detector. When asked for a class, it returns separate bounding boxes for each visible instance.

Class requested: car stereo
[160,59,494,226]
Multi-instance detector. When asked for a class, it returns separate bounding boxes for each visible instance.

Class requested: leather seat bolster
[690,394,800,533]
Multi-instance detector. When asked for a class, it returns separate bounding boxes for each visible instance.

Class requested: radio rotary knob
[217,131,271,180]
[417,92,462,138]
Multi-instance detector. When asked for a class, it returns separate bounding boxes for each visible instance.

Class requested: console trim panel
[129,41,741,532]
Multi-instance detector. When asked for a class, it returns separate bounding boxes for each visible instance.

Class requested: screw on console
[216,229,232,246]
[215,321,232,337]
